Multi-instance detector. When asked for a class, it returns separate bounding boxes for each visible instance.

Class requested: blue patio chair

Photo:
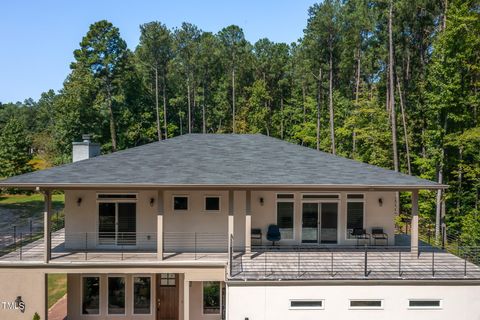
[267,224,281,246]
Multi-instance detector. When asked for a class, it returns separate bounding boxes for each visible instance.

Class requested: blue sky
[0,0,316,103]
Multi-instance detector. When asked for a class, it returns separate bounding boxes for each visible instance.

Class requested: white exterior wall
[251,191,396,246]
[227,284,480,320]
[64,190,395,249]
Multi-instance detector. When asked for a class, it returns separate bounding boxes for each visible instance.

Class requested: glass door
[302,203,319,243]
[320,203,338,244]
[98,202,136,246]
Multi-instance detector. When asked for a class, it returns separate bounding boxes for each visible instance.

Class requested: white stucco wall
[227,283,480,320]
[64,190,396,250]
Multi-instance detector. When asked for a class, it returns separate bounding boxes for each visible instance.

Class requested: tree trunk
[187,76,191,134]
[280,96,284,139]
[202,82,206,134]
[232,68,236,133]
[353,46,361,157]
[316,68,322,151]
[388,0,398,172]
[302,83,306,124]
[435,117,448,240]
[106,83,117,152]
[155,67,162,141]
[397,80,411,175]
[163,72,168,139]
[328,44,336,155]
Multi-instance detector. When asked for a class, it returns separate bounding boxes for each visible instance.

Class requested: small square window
[290,300,324,309]
[173,196,188,211]
[205,197,220,211]
[408,300,441,309]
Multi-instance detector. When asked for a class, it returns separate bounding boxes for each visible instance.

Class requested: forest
[0,0,478,243]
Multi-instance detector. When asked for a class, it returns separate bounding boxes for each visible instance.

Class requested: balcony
[0,230,229,264]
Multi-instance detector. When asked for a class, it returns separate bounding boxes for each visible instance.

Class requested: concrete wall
[0,271,46,320]
[227,283,480,320]
[65,190,395,250]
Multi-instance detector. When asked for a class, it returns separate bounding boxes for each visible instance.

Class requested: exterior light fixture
[77,197,82,207]
[150,198,155,207]
[260,197,264,206]
[378,197,383,207]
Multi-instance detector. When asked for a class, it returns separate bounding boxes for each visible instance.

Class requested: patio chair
[266,224,281,246]
[371,227,388,246]
[251,228,262,246]
[351,228,370,246]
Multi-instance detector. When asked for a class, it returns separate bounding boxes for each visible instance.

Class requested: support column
[183,279,190,320]
[157,190,164,260]
[411,190,419,256]
[43,190,52,263]
[245,190,251,253]
[228,190,235,253]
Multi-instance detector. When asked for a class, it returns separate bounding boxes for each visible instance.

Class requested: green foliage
[32,312,40,320]
[2,1,479,242]
[0,117,32,178]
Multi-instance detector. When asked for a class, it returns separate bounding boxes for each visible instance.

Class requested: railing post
[398,251,402,277]
[85,232,88,261]
[19,233,22,261]
[194,232,197,260]
[441,226,445,250]
[265,250,267,279]
[331,251,334,277]
[464,250,467,277]
[432,251,435,277]
[297,249,300,278]
[229,234,233,276]
[364,245,368,277]
[13,226,16,250]
[29,220,33,241]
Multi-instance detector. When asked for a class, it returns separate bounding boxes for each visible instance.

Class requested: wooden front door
[156,274,179,320]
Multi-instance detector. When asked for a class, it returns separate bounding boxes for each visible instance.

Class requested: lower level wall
[227,283,480,320]
[0,271,46,320]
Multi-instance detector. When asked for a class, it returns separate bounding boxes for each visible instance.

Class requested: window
[133,277,151,314]
[277,194,294,199]
[290,300,324,310]
[349,300,383,309]
[173,196,188,211]
[159,273,177,286]
[277,202,294,240]
[302,194,339,199]
[347,194,364,199]
[347,199,364,239]
[203,281,221,314]
[205,196,220,211]
[82,277,100,315]
[108,277,125,315]
[408,300,441,309]
[97,194,137,199]
[98,202,136,246]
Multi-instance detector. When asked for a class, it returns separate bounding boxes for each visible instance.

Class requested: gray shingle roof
[0,134,445,189]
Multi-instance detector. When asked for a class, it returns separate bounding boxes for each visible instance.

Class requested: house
[0,133,479,320]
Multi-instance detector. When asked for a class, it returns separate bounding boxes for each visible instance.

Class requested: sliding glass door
[302,202,338,244]
[99,202,136,246]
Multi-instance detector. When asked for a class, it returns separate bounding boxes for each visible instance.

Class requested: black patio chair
[351,228,370,246]
[266,224,281,246]
[371,227,388,246]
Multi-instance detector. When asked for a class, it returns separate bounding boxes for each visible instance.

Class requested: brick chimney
[72,134,100,162]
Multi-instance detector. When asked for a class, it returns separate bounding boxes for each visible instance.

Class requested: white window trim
[81,274,101,316]
[289,299,325,310]
[276,194,295,240]
[345,193,366,240]
[172,195,189,212]
[132,275,153,316]
[107,275,127,316]
[300,200,341,245]
[408,299,443,310]
[201,281,223,315]
[349,299,383,310]
[203,195,221,212]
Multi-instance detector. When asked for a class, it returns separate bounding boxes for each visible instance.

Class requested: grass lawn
[48,274,67,309]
